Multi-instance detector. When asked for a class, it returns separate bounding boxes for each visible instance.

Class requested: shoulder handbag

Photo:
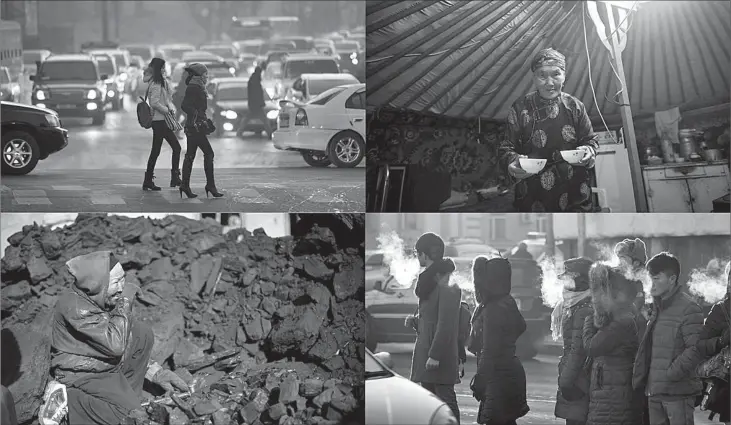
[696,303,731,381]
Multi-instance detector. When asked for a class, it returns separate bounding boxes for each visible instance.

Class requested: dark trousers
[67,320,154,425]
[422,382,460,424]
[147,120,181,174]
[183,130,216,186]
[242,107,273,136]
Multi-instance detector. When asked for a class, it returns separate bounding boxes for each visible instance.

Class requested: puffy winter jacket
[51,251,133,386]
[583,309,646,425]
[181,83,208,129]
[472,258,530,424]
[555,297,592,422]
[632,284,704,398]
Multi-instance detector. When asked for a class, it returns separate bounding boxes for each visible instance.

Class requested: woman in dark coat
[696,261,730,424]
[180,63,223,199]
[553,257,594,425]
[469,256,530,425]
[582,263,645,425]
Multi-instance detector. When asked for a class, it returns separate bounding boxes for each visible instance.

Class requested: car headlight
[221,110,237,119]
[11,85,20,94]
[430,404,458,425]
[36,90,46,100]
[119,72,128,81]
[86,89,98,100]
[229,67,236,74]
[352,58,359,65]
[44,114,60,127]
[266,110,278,120]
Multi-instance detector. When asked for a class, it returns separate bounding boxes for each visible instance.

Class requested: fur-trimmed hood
[589,263,637,326]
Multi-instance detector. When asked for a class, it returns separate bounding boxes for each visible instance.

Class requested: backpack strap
[143,83,152,102]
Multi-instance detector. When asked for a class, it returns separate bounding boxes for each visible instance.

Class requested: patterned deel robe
[499,92,600,212]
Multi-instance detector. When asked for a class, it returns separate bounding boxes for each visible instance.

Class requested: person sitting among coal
[49,251,188,425]
[499,48,599,212]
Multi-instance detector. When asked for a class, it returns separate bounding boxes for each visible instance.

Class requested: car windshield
[284,60,338,79]
[282,39,312,50]
[202,47,236,58]
[23,51,44,64]
[366,254,384,266]
[113,53,129,68]
[240,45,261,55]
[267,52,288,63]
[335,42,360,52]
[207,66,234,78]
[162,48,192,60]
[125,46,151,59]
[307,86,346,105]
[308,78,356,96]
[39,61,97,81]
[216,85,247,100]
[93,56,116,76]
[365,352,393,377]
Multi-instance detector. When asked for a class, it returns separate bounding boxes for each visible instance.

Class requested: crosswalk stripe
[90,196,126,204]
[13,197,52,205]
[51,185,89,191]
[159,191,203,204]
[12,189,46,197]
[309,193,346,203]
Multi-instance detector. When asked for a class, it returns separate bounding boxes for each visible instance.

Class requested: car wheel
[91,112,106,126]
[301,151,331,167]
[327,131,365,168]
[2,130,40,175]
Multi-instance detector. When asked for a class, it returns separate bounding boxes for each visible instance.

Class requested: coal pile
[1,213,365,425]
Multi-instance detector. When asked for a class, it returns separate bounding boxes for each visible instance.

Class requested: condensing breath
[376,231,421,288]
[687,259,729,304]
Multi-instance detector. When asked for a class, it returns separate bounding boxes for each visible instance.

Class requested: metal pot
[703,149,722,162]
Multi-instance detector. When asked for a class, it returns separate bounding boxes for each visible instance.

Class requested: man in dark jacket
[633,252,704,425]
[50,251,187,425]
[405,232,461,423]
[244,66,273,139]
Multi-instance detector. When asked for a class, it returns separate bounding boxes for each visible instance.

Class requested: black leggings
[147,120,181,173]
[185,130,214,161]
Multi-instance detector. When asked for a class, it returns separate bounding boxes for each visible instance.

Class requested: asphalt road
[379,345,716,425]
[2,96,364,212]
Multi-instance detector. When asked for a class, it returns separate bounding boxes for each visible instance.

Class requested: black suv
[31,54,108,125]
[1,101,68,175]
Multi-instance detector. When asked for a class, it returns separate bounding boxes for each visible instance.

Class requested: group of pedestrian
[139,57,224,198]
[404,232,730,425]
[554,238,730,425]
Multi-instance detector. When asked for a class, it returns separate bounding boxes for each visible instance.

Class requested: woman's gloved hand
[147,363,188,394]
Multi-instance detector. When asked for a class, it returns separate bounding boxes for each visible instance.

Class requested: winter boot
[179,155,197,198]
[170,169,181,188]
[142,171,161,191]
[203,156,224,198]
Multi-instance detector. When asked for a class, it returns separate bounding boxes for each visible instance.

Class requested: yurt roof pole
[589,0,648,212]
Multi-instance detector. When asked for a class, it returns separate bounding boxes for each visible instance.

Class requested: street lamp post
[101,0,109,42]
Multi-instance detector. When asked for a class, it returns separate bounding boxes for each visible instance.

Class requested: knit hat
[614,238,647,265]
[414,232,445,261]
[560,257,593,292]
[531,48,566,72]
[184,62,208,76]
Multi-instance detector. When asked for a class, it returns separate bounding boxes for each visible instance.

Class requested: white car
[288,73,360,102]
[273,83,365,168]
[366,350,458,425]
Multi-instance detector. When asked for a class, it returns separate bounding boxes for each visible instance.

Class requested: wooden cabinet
[643,162,731,212]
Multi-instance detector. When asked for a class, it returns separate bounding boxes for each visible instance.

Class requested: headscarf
[185,62,209,94]
[65,251,118,309]
[531,48,566,72]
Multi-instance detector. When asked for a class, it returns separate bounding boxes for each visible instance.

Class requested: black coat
[181,83,208,129]
[696,297,730,422]
[247,73,265,111]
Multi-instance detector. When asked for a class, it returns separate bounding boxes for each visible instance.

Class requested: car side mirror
[373,352,394,369]
[100,74,108,80]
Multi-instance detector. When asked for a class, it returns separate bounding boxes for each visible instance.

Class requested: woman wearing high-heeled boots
[142,58,182,191]
[179,63,223,199]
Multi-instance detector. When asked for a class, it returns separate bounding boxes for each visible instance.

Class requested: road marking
[308,192,347,203]
[247,182,285,189]
[13,189,46,197]
[230,188,273,204]
[91,196,126,204]
[13,197,52,205]
[51,185,89,191]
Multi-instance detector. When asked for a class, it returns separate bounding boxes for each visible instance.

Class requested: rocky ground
[1,213,365,425]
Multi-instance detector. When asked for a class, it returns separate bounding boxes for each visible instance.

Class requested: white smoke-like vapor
[687,259,730,304]
[538,256,569,309]
[376,231,421,288]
